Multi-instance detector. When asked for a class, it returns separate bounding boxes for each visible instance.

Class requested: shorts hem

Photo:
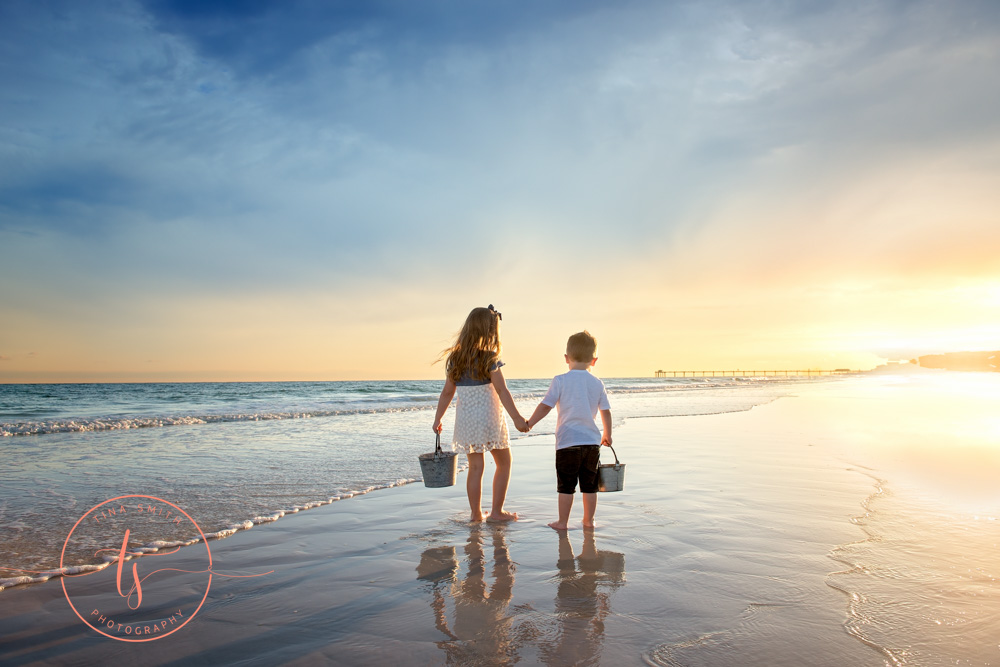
[555,445,600,494]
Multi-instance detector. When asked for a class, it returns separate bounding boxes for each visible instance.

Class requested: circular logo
[61,495,213,642]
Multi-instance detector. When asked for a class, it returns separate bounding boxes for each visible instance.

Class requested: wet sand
[2,376,998,666]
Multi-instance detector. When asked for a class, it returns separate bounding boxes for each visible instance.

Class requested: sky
[1,0,999,382]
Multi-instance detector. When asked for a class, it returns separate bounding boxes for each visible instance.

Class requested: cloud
[138,0,626,80]
[5,1,999,250]
[0,352,36,362]
[2,0,1000,379]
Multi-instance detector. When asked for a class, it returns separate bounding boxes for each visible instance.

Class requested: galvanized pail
[597,444,625,492]
[419,433,458,488]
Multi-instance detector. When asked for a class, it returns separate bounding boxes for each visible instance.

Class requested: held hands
[515,415,530,433]
[437,417,531,433]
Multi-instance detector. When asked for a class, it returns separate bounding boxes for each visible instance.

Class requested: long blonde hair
[441,306,502,383]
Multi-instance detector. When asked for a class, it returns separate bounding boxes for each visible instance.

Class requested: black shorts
[555,445,601,494]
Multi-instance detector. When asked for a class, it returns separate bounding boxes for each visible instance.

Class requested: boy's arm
[432,377,457,433]
[526,403,552,430]
[600,408,612,446]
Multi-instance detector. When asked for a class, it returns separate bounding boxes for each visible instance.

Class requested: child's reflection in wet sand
[416,526,625,665]
[416,524,525,665]
[541,530,627,666]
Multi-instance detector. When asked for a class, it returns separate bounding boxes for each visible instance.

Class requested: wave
[0,375,813,437]
[0,406,428,437]
[0,476,423,593]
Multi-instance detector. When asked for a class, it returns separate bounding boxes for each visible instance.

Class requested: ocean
[0,375,803,590]
[3,372,1000,665]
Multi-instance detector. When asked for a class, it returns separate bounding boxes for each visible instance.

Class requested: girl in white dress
[433,305,529,522]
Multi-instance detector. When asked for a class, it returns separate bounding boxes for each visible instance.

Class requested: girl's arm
[491,368,529,432]
[432,377,457,433]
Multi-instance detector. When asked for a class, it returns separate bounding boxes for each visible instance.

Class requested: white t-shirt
[541,369,611,449]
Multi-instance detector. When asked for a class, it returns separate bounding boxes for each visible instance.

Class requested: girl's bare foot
[471,511,486,522]
[486,510,518,522]
[547,521,568,531]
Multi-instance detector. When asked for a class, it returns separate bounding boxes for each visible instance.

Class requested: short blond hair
[566,331,597,363]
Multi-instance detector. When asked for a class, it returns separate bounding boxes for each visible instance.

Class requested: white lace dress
[452,383,510,454]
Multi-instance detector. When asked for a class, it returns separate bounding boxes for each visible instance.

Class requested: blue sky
[2,0,1000,380]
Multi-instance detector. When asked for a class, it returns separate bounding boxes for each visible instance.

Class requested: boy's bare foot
[547,521,569,531]
[486,510,518,522]
[582,521,595,529]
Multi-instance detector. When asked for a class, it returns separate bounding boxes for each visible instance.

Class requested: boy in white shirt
[526,331,613,530]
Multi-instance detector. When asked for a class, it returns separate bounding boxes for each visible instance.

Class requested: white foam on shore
[0,563,111,592]
[0,476,422,593]
[0,407,428,437]
[0,375,816,437]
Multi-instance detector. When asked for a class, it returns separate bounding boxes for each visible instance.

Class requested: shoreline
[3,377,998,664]
[0,385,786,592]
[0,477,423,594]
[0,396,878,665]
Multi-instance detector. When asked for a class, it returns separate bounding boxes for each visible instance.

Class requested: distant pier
[654,369,856,378]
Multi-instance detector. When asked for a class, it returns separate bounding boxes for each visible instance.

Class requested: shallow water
[815,374,1000,666]
[0,375,801,589]
[627,374,1000,666]
[1,372,998,665]
[385,373,1000,666]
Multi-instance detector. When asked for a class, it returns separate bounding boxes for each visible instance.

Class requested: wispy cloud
[2,0,999,379]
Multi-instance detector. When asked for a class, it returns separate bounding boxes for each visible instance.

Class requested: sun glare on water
[839,371,1000,515]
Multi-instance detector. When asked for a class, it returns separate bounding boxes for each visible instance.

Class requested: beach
[5,1,1000,663]
[2,373,999,665]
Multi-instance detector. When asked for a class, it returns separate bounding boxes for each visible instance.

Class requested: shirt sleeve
[490,359,505,373]
[541,376,559,407]
[598,381,611,410]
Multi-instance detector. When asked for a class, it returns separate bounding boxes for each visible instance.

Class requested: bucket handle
[434,432,443,458]
[604,444,620,467]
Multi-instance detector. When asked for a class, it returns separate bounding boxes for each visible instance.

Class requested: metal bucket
[419,433,458,488]
[597,445,625,492]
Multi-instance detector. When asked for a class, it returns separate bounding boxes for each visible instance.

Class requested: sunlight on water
[797,373,1000,517]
